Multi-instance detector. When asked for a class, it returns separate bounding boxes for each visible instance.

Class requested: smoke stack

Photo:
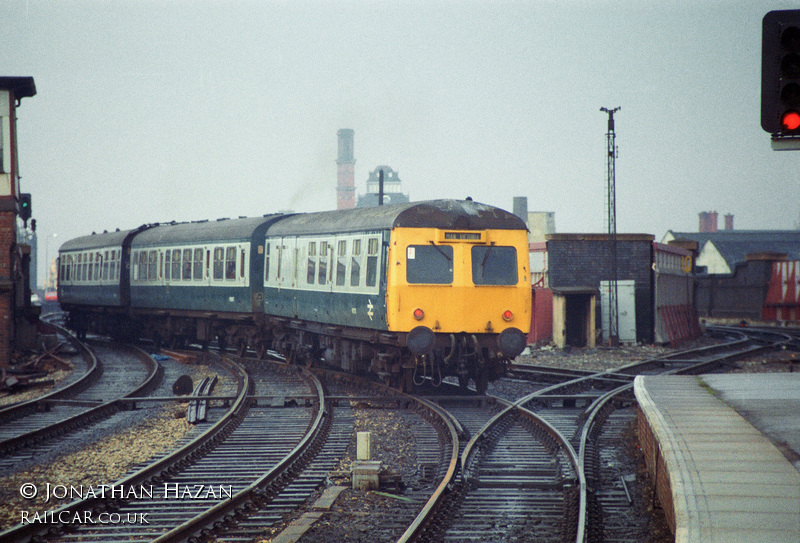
[336,129,355,210]
[724,213,734,231]
[699,211,718,233]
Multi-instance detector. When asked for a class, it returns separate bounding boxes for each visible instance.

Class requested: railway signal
[762,9,800,149]
[19,193,31,224]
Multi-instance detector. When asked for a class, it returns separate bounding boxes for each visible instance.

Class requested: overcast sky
[3,1,800,286]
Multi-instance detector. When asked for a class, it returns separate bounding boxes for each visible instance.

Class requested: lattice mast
[601,107,620,347]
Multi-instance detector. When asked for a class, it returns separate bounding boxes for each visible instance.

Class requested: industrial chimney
[336,129,355,210]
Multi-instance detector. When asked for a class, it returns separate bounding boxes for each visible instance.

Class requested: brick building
[0,77,36,366]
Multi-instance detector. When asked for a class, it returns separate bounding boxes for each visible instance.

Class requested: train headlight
[413,308,425,321]
[502,310,513,322]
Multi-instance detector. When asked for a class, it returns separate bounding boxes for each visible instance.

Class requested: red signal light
[782,110,800,131]
[413,308,424,321]
[502,310,513,322]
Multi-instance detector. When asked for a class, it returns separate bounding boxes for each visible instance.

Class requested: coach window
[318,242,328,285]
[88,253,94,282]
[306,241,316,285]
[181,249,191,280]
[407,245,453,284]
[239,249,246,279]
[264,243,272,282]
[336,240,347,286]
[148,251,158,281]
[169,249,179,280]
[165,250,172,280]
[213,247,224,280]
[193,248,203,280]
[350,239,362,287]
[225,246,236,280]
[471,246,518,285]
[366,238,379,287]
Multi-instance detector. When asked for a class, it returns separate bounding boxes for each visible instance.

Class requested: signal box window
[407,245,453,284]
[472,246,518,285]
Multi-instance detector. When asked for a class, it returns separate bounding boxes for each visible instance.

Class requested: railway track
[0,332,162,467]
[402,327,792,543]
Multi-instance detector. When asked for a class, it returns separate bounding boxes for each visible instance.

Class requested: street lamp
[44,233,57,301]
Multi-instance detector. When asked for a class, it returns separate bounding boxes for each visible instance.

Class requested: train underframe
[65,306,511,393]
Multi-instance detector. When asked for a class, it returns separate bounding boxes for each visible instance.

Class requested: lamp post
[44,233,57,301]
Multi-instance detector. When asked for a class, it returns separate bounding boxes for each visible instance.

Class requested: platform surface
[634,374,800,543]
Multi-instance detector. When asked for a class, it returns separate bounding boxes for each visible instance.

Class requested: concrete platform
[634,374,800,543]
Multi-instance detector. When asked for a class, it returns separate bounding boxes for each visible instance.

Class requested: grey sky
[2,1,799,286]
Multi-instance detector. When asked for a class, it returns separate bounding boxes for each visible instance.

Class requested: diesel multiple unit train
[58,199,531,392]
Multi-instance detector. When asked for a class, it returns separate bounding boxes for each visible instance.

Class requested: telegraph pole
[601,107,620,347]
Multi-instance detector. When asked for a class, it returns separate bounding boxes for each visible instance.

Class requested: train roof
[59,228,138,252]
[265,199,527,236]
[130,215,284,247]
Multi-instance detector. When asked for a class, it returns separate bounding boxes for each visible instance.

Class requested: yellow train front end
[386,225,531,391]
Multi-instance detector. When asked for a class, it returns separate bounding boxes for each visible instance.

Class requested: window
[193,248,203,280]
[350,239,362,286]
[213,248,224,280]
[148,250,158,281]
[264,244,271,281]
[182,249,192,280]
[472,246,518,285]
[102,251,109,280]
[88,253,94,282]
[225,246,236,280]
[407,245,453,284]
[318,242,328,285]
[239,249,245,279]
[336,240,347,286]
[171,249,181,280]
[307,240,316,284]
[366,238,379,287]
[165,250,172,280]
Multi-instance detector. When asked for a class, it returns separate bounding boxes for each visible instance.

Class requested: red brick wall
[637,405,676,536]
[0,209,15,366]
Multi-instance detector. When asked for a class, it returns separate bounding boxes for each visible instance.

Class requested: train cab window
[225,247,236,280]
[350,239,362,287]
[336,240,347,286]
[366,238,379,287]
[213,248,224,280]
[471,246,518,285]
[193,248,204,280]
[407,245,453,284]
